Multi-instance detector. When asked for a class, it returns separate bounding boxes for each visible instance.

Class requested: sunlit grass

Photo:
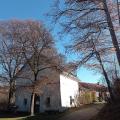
[0,117,26,120]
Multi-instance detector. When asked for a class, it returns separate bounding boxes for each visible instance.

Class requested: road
[59,103,104,120]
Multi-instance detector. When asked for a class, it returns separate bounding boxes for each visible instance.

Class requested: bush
[91,103,120,120]
[74,91,97,106]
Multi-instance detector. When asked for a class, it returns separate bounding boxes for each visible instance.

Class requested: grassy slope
[91,103,120,120]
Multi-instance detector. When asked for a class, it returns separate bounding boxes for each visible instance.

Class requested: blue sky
[0,0,102,83]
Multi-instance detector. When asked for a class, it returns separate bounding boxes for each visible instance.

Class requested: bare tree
[48,0,120,68]
[1,20,65,116]
[48,0,120,101]
[0,20,65,115]
[92,41,114,101]
[0,23,25,106]
[102,0,120,67]
[66,34,115,101]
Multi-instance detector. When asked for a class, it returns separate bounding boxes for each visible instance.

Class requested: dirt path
[59,104,104,120]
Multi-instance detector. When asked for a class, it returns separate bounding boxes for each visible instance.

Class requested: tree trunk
[102,0,120,67]
[96,52,114,102]
[30,92,35,116]
[30,74,37,116]
[8,80,15,106]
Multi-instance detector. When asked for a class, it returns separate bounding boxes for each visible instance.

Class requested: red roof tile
[79,82,107,91]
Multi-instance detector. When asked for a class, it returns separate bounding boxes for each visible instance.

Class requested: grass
[23,112,64,120]
[0,104,99,120]
[0,111,28,120]
[0,113,64,120]
[0,117,25,120]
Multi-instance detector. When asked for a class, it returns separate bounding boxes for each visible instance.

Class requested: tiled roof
[79,82,107,91]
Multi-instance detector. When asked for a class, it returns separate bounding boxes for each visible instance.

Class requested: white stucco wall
[15,62,80,112]
[15,66,61,112]
[16,64,34,86]
[15,89,31,112]
[36,68,61,112]
[60,74,79,108]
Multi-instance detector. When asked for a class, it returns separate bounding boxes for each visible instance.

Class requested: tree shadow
[0,111,29,118]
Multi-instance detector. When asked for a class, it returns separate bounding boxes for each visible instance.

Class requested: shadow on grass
[0,111,65,120]
[91,103,120,120]
[23,104,101,120]
[0,104,103,120]
[22,112,65,120]
[0,111,29,118]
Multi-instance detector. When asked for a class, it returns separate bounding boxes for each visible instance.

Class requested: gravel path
[59,104,104,120]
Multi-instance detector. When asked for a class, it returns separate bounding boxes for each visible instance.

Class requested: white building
[15,63,80,113]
